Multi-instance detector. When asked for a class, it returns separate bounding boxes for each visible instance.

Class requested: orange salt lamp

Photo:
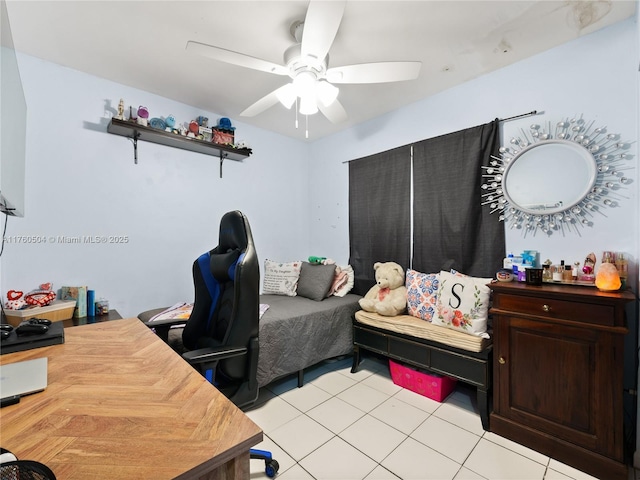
[595,262,621,291]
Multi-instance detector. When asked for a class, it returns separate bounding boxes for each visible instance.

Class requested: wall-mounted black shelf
[107,118,252,177]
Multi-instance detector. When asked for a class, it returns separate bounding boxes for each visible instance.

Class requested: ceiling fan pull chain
[305,115,309,139]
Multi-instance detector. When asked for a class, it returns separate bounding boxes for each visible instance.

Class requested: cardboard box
[389,359,456,402]
[4,300,76,327]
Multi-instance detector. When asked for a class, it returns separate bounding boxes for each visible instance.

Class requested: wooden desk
[0,318,262,479]
[62,309,122,328]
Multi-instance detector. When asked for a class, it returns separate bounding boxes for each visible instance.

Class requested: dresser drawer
[496,294,615,326]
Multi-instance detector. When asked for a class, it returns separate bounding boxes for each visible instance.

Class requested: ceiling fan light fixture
[276,83,296,109]
[317,80,339,106]
[293,71,317,98]
[299,95,319,115]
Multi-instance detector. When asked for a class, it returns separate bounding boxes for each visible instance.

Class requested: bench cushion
[355,310,491,353]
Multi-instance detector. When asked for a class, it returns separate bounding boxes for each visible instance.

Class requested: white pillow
[330,265,355,297]
[263,259,302,296]
[433,270,492,338]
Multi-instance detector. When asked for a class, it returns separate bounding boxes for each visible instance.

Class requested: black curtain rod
[498,110,540,122]
[343,110,542,164]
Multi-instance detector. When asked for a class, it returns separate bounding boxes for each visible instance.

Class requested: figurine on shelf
[187,120,199,138]
[165,114,176,132]
[129,106,137,122]
[115,99,125,120]
[197,116,209,128]
[137,106,149,126]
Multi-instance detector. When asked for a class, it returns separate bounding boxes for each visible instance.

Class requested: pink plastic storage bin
[389,359,457,402]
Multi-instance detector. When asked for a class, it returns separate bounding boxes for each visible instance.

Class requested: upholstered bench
[351,310,492,430]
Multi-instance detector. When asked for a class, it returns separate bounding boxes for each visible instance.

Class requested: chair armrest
[142,317,187,329]
[183,346,248,365]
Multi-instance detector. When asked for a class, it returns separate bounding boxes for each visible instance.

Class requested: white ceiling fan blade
[240,84,293,117]
[318,98,348,124]
[327,62,422,84]
[301,0,346,61]
[186,41,288,76]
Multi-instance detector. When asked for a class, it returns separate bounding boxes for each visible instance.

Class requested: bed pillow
[263,259,302,296]
[405,269,439,321]
[433,270,492,338]
[329,265,355,297]
[297,262,336,301]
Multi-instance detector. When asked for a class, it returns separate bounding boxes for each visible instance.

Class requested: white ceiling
[4,0,636,141]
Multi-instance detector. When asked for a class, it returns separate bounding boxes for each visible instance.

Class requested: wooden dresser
[489,282,635,480]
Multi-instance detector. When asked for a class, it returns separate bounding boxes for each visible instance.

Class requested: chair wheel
[265,459,279,478]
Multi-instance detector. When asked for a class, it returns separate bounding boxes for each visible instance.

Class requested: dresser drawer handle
[542,304,551,312]
[498,356,506,365]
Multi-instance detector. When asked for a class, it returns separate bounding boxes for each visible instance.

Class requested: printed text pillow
[262,259,302,296]
[405,269,439,321]
[434,270,492,338]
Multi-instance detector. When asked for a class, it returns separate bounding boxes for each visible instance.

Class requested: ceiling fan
[186,0,422,127]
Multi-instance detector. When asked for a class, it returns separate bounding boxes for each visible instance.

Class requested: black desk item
[0,321,64,354]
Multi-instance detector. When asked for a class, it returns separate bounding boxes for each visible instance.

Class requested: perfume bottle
[602,251,614,264]
[563,265,573,282]
[542,264,552,282]
[553,260,565,282]
[572,262,580,281]
[615,253,628,290]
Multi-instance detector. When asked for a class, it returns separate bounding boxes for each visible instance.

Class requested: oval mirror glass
[502,140,597,215]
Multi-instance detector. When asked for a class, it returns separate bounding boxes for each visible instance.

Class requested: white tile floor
[245,352,636,480]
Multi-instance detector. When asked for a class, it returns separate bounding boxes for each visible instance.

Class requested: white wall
[3,17,637,315]
[309,17,639,295]
[309,16,640,467]
[3,16,636,318]
[1,6,639,467]
[1,55,312,317]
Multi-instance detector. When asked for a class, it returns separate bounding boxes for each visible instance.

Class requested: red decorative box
[389,359,456,402]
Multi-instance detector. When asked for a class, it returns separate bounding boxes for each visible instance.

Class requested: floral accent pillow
[262,259,302,296]
[405,269,439,321]
[328,265,355,297]
[433,270,492,338]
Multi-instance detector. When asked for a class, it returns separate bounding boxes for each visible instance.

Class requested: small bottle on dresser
[542,264,552,282]
[563,265,573,282]
[553,260,565,282]
[572,262,580,281]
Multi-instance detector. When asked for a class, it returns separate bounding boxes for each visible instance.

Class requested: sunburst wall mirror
[482,115,633,236]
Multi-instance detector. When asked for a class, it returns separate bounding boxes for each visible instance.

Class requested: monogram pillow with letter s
[434,270,492,338]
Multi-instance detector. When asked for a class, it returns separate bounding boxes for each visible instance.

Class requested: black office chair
[0,448,57,480]
[139,210,278,477]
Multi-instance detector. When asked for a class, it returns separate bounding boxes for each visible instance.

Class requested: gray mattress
[257,293,362,387]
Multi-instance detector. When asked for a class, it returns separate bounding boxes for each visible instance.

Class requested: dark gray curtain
[412,120,504,277]
[348,146,411,295]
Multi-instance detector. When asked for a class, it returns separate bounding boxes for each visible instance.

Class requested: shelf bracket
[219,151,228,178]
[128,132,141,164]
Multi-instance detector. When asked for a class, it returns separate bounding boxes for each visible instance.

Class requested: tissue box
[389,359,457,402]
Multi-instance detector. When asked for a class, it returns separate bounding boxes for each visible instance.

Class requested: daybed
[352,299,493,430]
[257,293,361,387]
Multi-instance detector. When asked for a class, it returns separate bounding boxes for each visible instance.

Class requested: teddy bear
[359,262,407,317]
